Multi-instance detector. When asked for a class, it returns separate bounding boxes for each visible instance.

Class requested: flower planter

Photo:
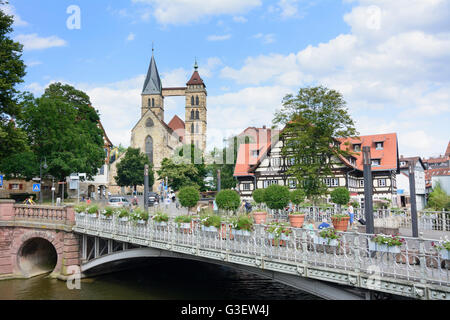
[119,217,129,222]
[253,211,267,224]
[331,216,350,232]
[268,233,290,246]
[231,229,251,237]
[100,215,112,220]
[201,225,218,232]
[288,214,305,228]
[78,212,86,217]
[177,222,192,234]
[439,249,450,260]
[154,221,167,227]
[368,241,401,253]
[137,219,146,224]
[313,235,338,246]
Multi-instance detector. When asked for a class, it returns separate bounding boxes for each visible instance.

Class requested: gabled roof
[399,156,426,170]
[234,143,271,176]
[167,115,185,142]
[186,70,205,86]
[142,54,162,95]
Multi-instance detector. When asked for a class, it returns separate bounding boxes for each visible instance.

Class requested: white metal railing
[74,213,450,288]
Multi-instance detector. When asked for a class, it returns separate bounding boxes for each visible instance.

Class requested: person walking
[348,203,355,228]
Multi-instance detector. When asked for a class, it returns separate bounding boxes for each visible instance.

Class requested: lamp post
[409,161,419,237]
[39,158,48,204]
[362,147,374,234]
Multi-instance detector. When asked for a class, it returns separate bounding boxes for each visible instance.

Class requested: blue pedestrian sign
[32,183,41,192]
[0,175,3,187]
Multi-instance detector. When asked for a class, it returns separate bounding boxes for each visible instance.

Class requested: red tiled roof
[167,115,185,142]
[233,143,270,176]
[338,133,399,171]
[186,71,205,86]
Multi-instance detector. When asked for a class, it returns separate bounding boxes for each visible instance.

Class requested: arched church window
[196,96,199,105]
[196,124,199,133]
[190,110,195,120]
[145,136,153,165]
[146,118,154,127]
[191,124,194,134]
[195,110,199,120]
[152,98,155,107]
[191,96,194,106]
[148,98,151,107]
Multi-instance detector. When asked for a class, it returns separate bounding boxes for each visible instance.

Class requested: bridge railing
[75,213,450,288]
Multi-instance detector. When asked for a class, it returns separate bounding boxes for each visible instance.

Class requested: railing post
[353,231,361,274]
[442,209,447,232]
[418,232,427,285]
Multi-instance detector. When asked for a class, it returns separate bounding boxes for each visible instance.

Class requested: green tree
[252,188,266,206]
[16,84,106,188]
[173,143,207,191]
[290,188,306,206]
[273,86,358,201]
[157,158,199,192]
[330,187,350,212]
[427,182,450,211]
[215,189,241,213]
[178,186,200,213]
[0,3,28,159]
[264,184,290,210]
[115,147,153,192]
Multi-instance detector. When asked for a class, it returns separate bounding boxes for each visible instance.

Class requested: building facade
[234,131,400,208]
[396,156,427,210]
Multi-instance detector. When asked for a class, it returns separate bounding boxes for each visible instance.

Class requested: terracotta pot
[288,214,305,228]
[253,211,267,224]
[331,216,350,232]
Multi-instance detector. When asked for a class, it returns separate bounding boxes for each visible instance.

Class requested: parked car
[148,192,159,206]
[108,197,131,208]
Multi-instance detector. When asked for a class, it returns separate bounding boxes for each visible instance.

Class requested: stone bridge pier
[0,200,80,280]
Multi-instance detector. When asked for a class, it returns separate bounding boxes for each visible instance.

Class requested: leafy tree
[273,86,358,201]
[172,143,207,191]
[0,3,28,159]
[178,186,200,213]
[115,147,153,192]
[330,187,350,212]
[15,84,106,190]
[157,158,199,192]
[215,189,241,213]
[263,184,290,210]
[252,188,266,205]
[290,188,306,206]
[427,182,450,211]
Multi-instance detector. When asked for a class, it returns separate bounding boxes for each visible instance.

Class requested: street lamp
[40,157,48,204]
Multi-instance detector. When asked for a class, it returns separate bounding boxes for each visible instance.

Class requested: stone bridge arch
[81,247,364,300]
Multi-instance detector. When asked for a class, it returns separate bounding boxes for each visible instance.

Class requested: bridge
[1,200,449,300]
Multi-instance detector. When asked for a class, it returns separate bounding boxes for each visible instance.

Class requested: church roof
[186,70,205,86]
[142,54,162,95]
[168,115,185,142]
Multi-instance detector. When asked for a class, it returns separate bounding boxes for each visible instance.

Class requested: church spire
[142,49,162,95]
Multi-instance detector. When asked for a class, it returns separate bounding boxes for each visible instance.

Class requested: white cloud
[131,0,261,25]
[233,16,248,23]
[15,34,67,51]
[126,32,136,41]
[253,33,276,44]
[1,3,29,27]
[207,34,232,41]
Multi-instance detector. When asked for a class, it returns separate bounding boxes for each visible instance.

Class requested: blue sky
[3,0,450,158]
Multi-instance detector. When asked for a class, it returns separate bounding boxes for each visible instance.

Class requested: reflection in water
[0,259,319,300]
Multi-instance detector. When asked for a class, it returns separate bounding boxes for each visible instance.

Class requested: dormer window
[375,142,384,150]
[400,161,406,167]
[251,150,259,157]
[371,159,381,166]
[353,144,361,152]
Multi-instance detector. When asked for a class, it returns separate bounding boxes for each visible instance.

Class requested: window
[359,180,364,187]
[152,98,155,107]
[375,142,384,150]
[378,179,386,187]
[196,96,199,105]
[191,124,194,134]
[371,159,381,166]
[191,96,194,106]
[99,165,105,175]
[190,110,195,120]
[348,157,356,166]
[353,144,361,152]
[195,124,199,134]
[263,180,277,188]
[270,157,281,167]
[195,110,200,120]
[324,178,339,187]
[288,179,297,189]
[251,150,259,157]
[242,183,251,191]
[148,98,151,107]
[145,118,154,127]
[10,184,20,190]
[400,161,406,167]
[145,136,153,165]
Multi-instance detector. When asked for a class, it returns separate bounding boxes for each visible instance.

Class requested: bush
[74,204,87,213]
[229,215,253,231]
[290,189,306,205]
[118,208,129,218]
[152,211,169,222]
[174,215,192,224]
[87,205,99,214]
[200,214,222,228]
[178,186,200,211]
[215,189,241,212]
[263,184,290,210]
[330,187,350,206]
[252,189,265,204]
[130,208,149,221]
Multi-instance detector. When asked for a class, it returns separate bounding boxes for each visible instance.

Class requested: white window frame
[359,180,364,187]
[375,142,384,150]
[378,179,386,187]
[242,183,251,191]
[11,184,20,190]
[371,159,381,166]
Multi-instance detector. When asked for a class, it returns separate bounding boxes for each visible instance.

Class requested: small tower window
[196,124,199,133]
[190,110,195,120]
[191,96,194,106]
[148,98,151,107]
[191,124,194,134]
[195,110,199,120]
[196,96,199,105]
[152,98,155,107]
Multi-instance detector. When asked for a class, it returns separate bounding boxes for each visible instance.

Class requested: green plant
[263,184,290,210]
[215,189,241,212]
[130,208,148,221]
[174,215,192,225]
[330,187,350,206]
[74,204,87,213]
[350,200,359,208]
[87,205,99,215]
[200,214,222,228]
[319,228,341,244]
[289,211,305,215]
[331,213,349,221]
[290,189,306,205]
[252,189,265,205]
[371,234,405,247]
[118,208,129,218]
[229,215,253,232]
[101,207,114,217]
[266,222,292,239]
[152,211,169,223]
[178,186,200,212]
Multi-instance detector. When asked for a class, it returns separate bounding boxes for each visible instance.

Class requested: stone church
[108,52,207,193]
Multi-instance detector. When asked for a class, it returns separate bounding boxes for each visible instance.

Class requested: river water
[0,259,319,300]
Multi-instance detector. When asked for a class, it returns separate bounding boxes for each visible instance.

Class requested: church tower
[184,60,207,152]
[141,50,164,121]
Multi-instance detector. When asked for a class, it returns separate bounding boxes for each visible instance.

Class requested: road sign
[32,183,41,192]
[0,175,3,187]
